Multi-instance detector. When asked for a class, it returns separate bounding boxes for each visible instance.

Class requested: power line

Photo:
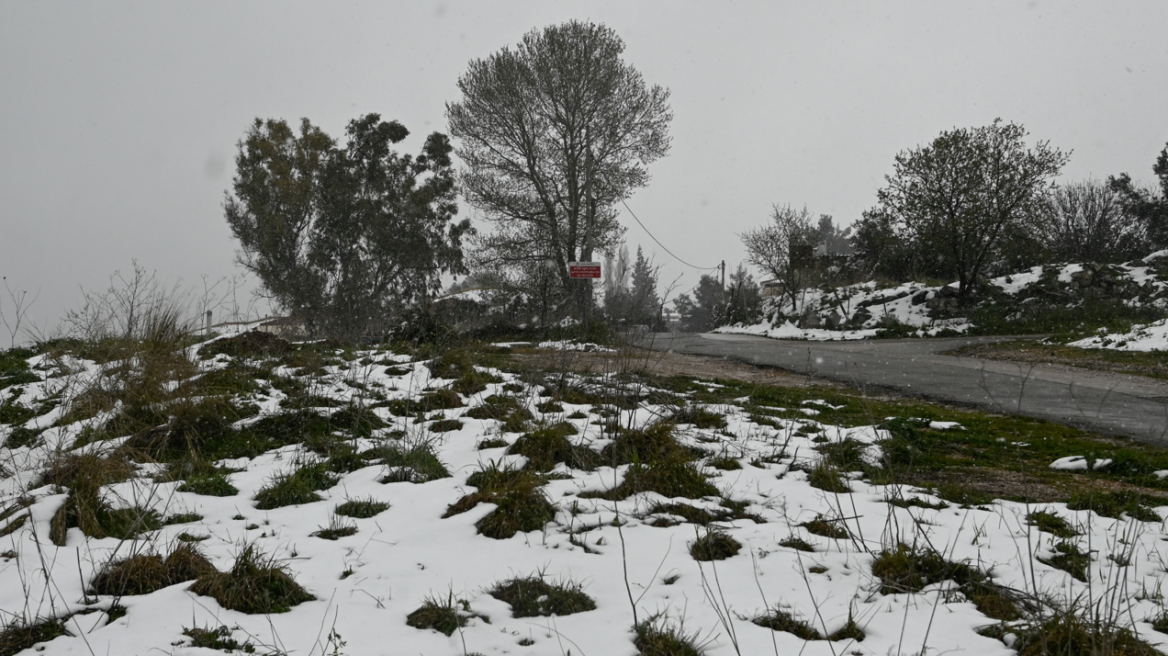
[620,199,720,271]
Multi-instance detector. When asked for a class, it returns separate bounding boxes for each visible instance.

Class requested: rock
[911,290,930,306]
[797,308,822,329]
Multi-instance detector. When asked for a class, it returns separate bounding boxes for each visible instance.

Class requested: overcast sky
[2,0,1166,336]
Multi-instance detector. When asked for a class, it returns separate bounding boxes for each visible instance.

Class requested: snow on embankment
[718,255,1168,341]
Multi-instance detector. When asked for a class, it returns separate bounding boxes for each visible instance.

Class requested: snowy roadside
[0,337,1167,655]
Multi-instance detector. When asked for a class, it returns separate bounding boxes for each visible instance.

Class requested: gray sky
[2,0,1166,335]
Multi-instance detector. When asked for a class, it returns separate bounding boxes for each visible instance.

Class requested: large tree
[224,114,470,340]
[1109,141,1168,247]
[869,119,1069,298]
[446,20,672,318]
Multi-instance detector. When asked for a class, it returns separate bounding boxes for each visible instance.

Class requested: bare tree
[447,20,672,319]
[1032,179,1148,264]
[740,204,817,312]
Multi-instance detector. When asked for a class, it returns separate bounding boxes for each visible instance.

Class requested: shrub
[487,574,596,618]
[253,463,336,509]
[190,545,313,614]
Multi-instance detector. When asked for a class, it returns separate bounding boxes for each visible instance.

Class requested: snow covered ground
[2,337,1168,655]
[718,255,1168,345]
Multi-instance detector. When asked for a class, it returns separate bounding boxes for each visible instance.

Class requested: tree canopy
[446,20,672,318]
[863,119,1068,298]
[224,114,470,340]
[1109,142,1168,247]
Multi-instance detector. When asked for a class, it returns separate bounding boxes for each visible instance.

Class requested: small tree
[224,114,470,340]
[673,274,724,333]
[740,204,816,312]
[1031,179,1148,264]
[723,264,761,326]
[1109,141,1168,247]
[869,119,1068,298]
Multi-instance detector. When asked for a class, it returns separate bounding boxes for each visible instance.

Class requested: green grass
[1027,510,1080,538]
[871,543,1018,620]
[507,421,597,471]
[253,463,336,509]
[584,459,720,501]
[1038,541,1092,582]
[0,616,70,656]
[334,497,389,518]
[445,463,556,539]
[1065,491,1162,522]
[177,473,238,497]
[371,442,450,484]
[487,574,596,617]
[311,515,358,540]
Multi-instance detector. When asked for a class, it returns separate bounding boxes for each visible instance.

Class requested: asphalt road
[639,332,1168,446]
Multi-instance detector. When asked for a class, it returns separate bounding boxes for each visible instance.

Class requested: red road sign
[568,262,601,279]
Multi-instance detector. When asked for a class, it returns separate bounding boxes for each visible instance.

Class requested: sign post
[567,262,602,279]
[567,262,601,326]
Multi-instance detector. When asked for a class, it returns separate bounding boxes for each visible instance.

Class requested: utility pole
[720,260,726,291]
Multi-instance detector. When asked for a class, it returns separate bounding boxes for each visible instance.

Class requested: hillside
[2,332,1168,655]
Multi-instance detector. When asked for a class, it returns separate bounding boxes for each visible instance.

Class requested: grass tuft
[89,543,215,596]
[689,528,741,561]
[189,545,313,614]
[1027,510,1080,538]
[372,442,450,484]
[0,616,70,656]
[334,497,389,518]
[253,462,336,509]
[406,592,486,636]
[633,617,704,656]
[487,574,596,618]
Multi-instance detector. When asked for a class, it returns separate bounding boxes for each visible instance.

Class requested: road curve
[638,332,1168,446]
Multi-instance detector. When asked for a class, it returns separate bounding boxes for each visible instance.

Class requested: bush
[190,546,313,614]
